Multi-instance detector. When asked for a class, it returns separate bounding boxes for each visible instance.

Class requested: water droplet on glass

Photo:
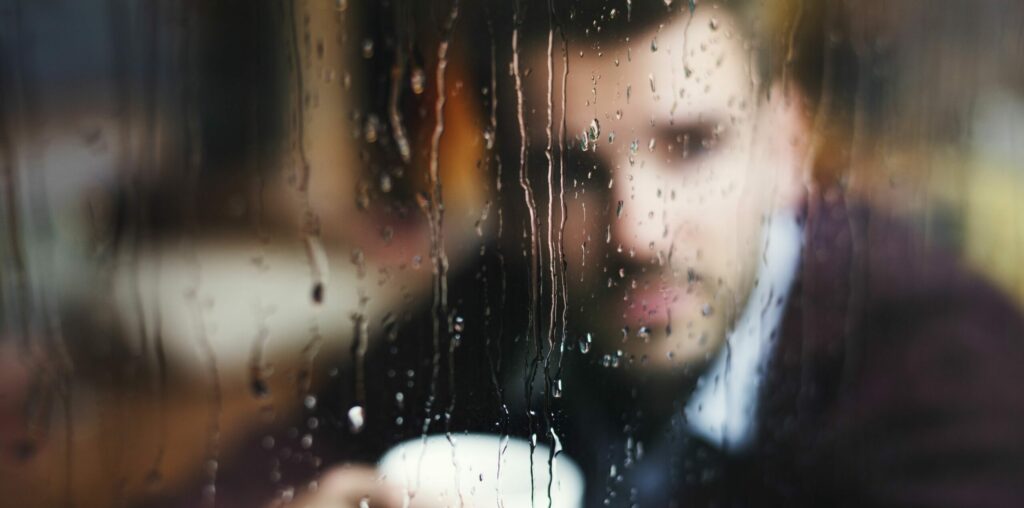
[616,200,624,218]
[348,405,366,433]
[311,282,324,304]
[588,118,601,141]
[650,38,658,52]
[410,67,426,94]
[580,333,593,354]
[364,115,380,143]
[380,226,394,244]
[251,376,269,398]
[379,314,398,342]
[483,127,495,149]
[709,17,720,31]
[638,326,651,342]
[356,183,371,210]
[649,74,656,93]
[351,248,366,279]
[361,39,375,59]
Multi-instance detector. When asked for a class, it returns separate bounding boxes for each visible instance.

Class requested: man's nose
[608,167,671,268]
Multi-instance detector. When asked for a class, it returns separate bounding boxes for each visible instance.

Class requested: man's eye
[661,123,721,162]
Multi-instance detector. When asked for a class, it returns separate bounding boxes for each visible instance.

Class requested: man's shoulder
[764,189,1024,434]
[798,191,1022,341]
[752,191,1024,503]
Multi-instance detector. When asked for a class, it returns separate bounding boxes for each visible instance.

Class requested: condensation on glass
[2,1,1024,507]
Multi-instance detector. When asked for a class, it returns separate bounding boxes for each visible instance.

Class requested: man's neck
[684,212,803,451]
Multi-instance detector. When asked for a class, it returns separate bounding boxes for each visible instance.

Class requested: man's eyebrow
[653,119,716,145]
[654,107,730,127]
[652,116,730,153]
[657,118,716,134]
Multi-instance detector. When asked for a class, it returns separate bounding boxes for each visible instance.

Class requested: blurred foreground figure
[0,1,484,507]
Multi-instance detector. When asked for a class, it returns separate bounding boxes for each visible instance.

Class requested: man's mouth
[614,267,708,334]
[619,283,683,334]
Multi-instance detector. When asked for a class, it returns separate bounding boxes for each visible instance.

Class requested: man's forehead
[560,10,754,127]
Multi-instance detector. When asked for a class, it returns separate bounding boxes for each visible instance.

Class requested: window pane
[3,1,1024,507]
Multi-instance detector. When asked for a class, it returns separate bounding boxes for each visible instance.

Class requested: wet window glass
[4,1,1024,507]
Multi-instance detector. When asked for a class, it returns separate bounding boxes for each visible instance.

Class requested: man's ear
[762,82,812,213]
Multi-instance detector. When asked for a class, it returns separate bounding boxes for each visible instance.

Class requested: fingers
[292,464,405,508]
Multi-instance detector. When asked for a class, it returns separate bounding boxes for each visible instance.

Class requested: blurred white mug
[378,433,584,508]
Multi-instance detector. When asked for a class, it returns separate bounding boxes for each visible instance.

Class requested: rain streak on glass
[3,2,1024,508]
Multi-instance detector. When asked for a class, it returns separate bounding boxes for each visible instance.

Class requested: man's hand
[280,465,405,508]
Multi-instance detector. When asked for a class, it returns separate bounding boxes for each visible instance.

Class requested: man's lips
[621,285,680,328]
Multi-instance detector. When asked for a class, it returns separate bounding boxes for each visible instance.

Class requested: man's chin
[580,324,720,379]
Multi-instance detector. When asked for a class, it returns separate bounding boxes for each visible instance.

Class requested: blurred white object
[379,433,584,508]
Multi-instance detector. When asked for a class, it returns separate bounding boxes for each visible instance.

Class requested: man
[257,1,1024,506]
[509,1,1024,506]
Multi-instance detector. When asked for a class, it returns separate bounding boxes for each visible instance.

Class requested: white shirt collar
[683,213,803,452]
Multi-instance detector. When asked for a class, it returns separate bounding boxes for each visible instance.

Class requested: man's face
[540,10,804,372]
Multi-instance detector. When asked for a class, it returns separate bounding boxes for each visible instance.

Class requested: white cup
[378,433,584,508]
